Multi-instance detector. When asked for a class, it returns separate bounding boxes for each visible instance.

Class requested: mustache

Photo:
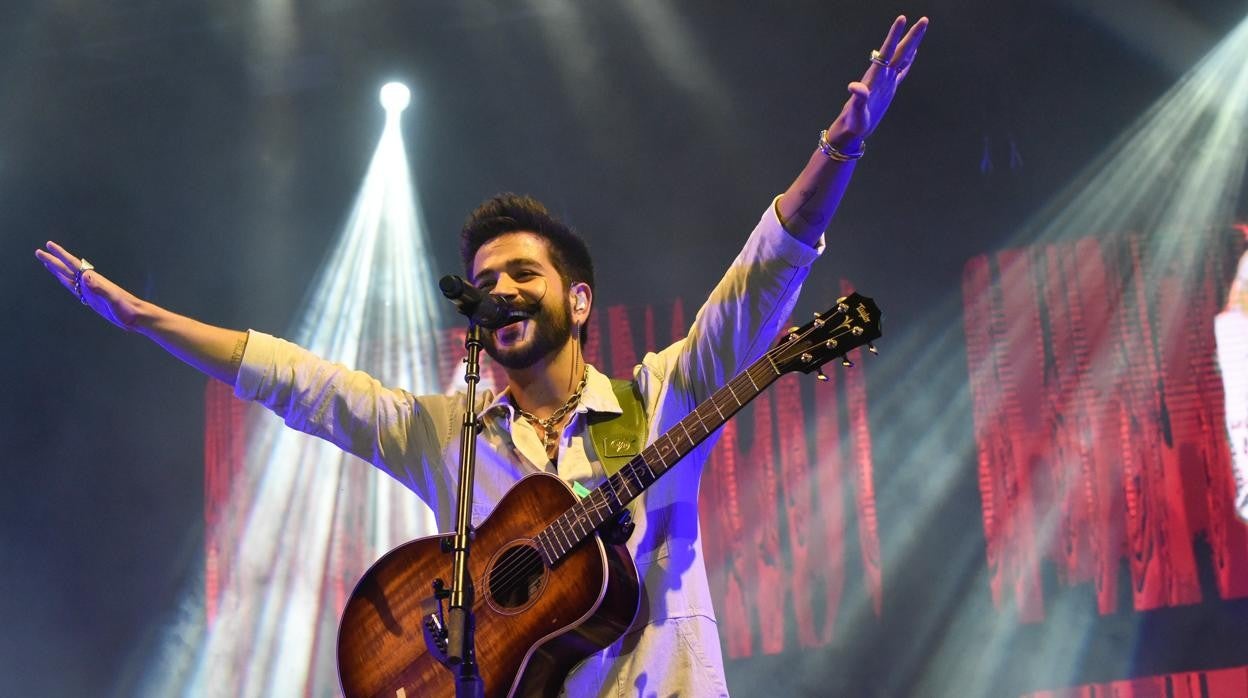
[506,297,545,316]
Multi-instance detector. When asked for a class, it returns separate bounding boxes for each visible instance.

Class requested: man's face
[470,232,574,370]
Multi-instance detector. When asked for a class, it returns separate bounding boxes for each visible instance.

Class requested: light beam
[134,82,445,697]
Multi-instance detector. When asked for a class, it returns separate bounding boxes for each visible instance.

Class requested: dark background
[4,1,1248,695]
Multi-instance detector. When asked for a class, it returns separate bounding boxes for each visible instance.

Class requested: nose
[491,273,523,298]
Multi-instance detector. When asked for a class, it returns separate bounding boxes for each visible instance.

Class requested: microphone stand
[445,322,485,697]
[436,275,527,695]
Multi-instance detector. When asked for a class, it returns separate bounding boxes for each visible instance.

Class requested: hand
[35,241,145,331]
[826,15,929,148]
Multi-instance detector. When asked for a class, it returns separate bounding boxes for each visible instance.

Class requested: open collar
[483,363,622,423]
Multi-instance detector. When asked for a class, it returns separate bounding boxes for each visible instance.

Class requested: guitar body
[337,472,640,698]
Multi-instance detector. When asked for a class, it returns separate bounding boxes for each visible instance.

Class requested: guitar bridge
[423,579,450,664]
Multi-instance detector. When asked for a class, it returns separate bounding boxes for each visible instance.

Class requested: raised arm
[777,15,928,246]
[35,241,246,384]
[662,14,930,397]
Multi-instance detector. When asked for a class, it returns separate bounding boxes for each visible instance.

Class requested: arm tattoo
[228,335,248,376]
[794,186,828,228]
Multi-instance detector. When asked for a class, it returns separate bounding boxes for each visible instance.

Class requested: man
[36,15,927,696]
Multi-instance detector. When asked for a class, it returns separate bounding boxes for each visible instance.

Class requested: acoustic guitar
[337,293,882,697]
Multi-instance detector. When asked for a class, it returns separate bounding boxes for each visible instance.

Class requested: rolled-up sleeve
[234,330,451,485]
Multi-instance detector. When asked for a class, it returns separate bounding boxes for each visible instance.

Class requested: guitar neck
[533,352,783,566]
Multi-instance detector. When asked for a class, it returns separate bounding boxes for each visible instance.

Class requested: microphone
[438,275,531,329]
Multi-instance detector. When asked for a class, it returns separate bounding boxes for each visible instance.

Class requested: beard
[482,294,574,370]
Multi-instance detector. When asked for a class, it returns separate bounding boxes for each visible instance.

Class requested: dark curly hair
[461,193,594,343]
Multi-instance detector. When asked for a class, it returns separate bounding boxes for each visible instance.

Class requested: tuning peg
[868,343,878,355]
[816,369,829,382]
[841,357,854,368]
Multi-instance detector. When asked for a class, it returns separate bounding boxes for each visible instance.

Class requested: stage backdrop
[963,234,1248,618]
[963,231,1248,696]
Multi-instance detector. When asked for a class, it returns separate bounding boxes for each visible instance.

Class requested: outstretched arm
[35,241,247,384]
[777,15,929,246]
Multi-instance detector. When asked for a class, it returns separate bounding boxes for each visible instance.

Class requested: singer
[35,15,927,697]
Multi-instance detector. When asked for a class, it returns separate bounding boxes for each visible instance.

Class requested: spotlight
[379,82,410,113]
[138,79,443,696]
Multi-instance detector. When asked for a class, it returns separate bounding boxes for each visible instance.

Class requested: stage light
[380,81,410,113]
[133,83,445,696]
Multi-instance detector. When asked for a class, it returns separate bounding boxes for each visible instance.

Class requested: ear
[570,282,591,322]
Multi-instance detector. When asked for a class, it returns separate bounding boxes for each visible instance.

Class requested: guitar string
[472,358,777,606]
[474,319,861,608]
[471,318,863,610]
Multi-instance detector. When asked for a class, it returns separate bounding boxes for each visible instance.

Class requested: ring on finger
[74,258,95,304]
[869,49,890,68]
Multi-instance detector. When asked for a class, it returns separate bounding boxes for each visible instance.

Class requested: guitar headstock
[771,292,882,375]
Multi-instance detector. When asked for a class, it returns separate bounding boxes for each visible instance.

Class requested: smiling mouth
[494,319,528,343]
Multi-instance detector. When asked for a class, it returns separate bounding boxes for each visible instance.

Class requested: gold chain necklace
[515,374,588,455]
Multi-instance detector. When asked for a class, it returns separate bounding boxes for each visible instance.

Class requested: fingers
[838,82,871,132]
[43,240,83,271]
[845,81,870,113]
[892,17,929,71]
[36,241,99,303]
[871,15,929,68]
[863,17,901,84]
[36,246,75,281]
[38,252,78,294]
[875,15,907,64]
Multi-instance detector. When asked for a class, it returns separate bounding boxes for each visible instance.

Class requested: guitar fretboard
[532,353,783,566]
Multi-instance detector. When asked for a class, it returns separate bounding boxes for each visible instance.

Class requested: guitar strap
[587,378,647,477]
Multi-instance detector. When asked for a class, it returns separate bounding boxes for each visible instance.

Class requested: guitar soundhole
[486,542,547,613]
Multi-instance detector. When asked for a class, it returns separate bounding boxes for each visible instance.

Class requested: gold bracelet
[818,129,865,162]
